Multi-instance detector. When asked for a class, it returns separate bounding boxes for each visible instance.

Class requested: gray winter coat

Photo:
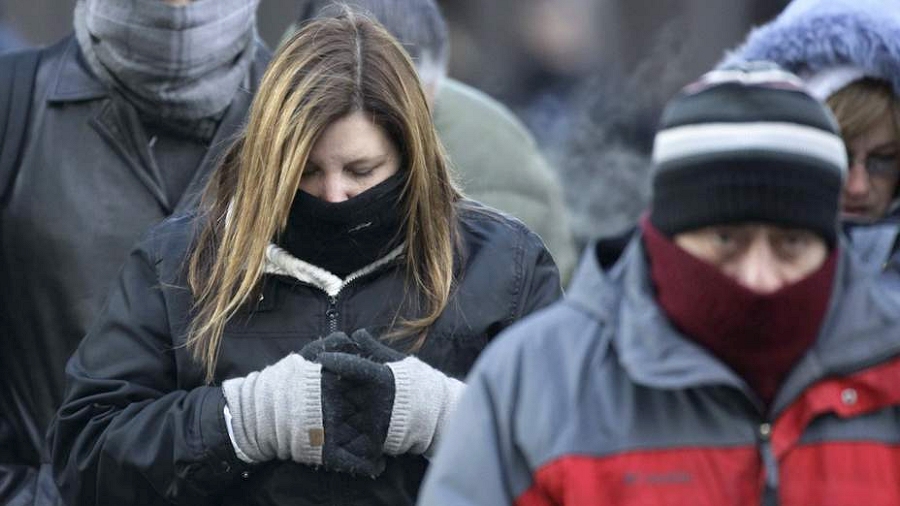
[420,235,900,505]
[0,35,271,505]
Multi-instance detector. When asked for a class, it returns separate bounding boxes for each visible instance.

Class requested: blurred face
[299,111,401,203]
[674,224,828,294]
[842,113,900,222]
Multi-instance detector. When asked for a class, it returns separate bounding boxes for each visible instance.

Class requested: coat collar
[263,243,404,298]
[47,36,108,103]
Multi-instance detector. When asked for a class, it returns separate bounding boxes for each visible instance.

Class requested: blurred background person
[49,12,560,506]
[722,0,900,270]
[6,0,793,251]
[0,0,270,503]
[287,0,578,282]
[546,0,791,247]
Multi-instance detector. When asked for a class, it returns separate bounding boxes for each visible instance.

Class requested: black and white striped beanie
[649,62,848,246]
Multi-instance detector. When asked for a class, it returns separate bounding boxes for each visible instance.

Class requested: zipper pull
[326,296,339,333]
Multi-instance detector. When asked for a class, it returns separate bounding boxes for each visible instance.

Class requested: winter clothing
[73,0,261,128]
[49,199,561,506]
[280,18,576,281]
[433,79,577,282]
[222,329,445,479]
[721,0,900,277]
[847,220,900,271]
[282,174,405,277]
[222,354,325,465]
[0,32,271,505]
[650,62,847,245]
[721,0,900,100]
[642,218,839,407]
[0,24,25,54]
[418,63,885,505]
[289,327,464,472]
[378,354,463,458]
[418,234,900,505]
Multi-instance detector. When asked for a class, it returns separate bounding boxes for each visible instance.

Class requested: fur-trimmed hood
[720,0,900,98]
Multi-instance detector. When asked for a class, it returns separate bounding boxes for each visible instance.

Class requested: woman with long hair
[49,11,560,506]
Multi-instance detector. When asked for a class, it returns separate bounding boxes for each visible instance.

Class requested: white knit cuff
[384,357,464,457]
[291,361,325,465]
[222,356,325,466]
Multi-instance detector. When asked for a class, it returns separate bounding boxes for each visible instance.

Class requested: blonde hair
[187,10,460,382]
[827,78,900,146]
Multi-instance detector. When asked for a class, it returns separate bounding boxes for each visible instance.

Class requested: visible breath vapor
[551,14,701,250]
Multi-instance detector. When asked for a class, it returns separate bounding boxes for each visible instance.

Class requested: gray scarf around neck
[73,0,260,125]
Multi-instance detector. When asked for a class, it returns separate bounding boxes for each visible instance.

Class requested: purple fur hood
[720,0,900,98]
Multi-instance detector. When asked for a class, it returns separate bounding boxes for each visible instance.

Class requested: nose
[320,174,349,203]
[732,242,784,294]
[844,160,871,198]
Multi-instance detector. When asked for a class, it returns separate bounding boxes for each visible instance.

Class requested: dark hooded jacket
[0,35,271,505]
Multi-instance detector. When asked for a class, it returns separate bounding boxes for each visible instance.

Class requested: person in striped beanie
[417,63,900,504]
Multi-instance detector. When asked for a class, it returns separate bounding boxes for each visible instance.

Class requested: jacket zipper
[325,295,338,334]
[759,421,779,506]
[323,269,370,335]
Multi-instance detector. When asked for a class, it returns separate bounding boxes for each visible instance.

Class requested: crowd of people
[1,0,899,505]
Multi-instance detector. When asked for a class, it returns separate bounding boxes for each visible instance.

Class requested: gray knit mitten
[222,354,324,466]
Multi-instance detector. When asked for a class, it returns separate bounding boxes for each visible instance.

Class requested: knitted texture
[319,354,395,477]
[385,356,464,458]
[222,354,323,465]
[650,62,847,244]
[313,329,405,477]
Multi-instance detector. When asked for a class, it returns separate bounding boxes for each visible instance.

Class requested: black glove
[346,329,405,363]
[317,350,395,477]
[299,331,358,361]
[318,329,464,464]
[296,329,405,477]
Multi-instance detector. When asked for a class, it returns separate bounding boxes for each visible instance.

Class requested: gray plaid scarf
[74,0,259,128]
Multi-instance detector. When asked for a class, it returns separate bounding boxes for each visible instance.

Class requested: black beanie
[649,61,848,247]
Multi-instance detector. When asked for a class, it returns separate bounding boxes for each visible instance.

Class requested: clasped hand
[223,329,459,478]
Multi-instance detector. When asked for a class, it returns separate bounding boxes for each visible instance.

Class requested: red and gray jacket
[419,234,900,506]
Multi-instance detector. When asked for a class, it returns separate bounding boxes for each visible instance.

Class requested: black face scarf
[280,174,406,278]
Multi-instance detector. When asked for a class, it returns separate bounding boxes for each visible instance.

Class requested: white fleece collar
[263,243,404,297]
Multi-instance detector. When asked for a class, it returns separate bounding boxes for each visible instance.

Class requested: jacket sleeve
[515,233,563,319]
[417,348,542,505]
[0,415,35,506]
[48,240,250,506]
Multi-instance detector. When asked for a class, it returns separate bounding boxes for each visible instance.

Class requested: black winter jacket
[49,201,562,506]
[0,36,270,505]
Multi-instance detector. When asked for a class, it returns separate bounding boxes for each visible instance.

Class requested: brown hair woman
[827,80,900,221]
[49,10,560,506]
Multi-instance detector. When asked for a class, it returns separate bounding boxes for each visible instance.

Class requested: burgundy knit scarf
[640,218,838,408]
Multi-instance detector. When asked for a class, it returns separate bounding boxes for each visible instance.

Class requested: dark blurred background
[1,0,792,241]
